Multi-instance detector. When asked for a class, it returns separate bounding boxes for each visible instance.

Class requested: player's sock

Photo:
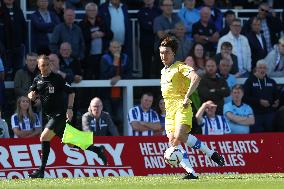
[178,145,197,176]
[39,141,50,171]
[186,134,214,157]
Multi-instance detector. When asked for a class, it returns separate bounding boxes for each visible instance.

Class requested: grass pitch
[1,173,283,189]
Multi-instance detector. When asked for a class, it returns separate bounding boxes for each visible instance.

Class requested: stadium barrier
[0,133,283,179]
[4,78,284,135]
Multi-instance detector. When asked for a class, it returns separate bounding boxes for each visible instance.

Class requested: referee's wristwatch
[67,106,73,110]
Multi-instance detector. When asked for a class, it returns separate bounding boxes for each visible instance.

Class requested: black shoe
[182,173,199,179]
[211,151,225,166]
[97,145,107,165]
[28,169,44,178]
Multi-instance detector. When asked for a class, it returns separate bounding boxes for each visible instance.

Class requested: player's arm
[63,80,75,121]
[185,70,201,100]
[28,77,39,101]
[180,65,201,108]
[66,92,75,121]
[67,92,75,110]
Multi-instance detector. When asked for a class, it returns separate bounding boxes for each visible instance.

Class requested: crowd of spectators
[0,0,284,138]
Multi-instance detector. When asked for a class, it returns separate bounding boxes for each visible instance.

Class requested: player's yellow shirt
[161,61,194,100]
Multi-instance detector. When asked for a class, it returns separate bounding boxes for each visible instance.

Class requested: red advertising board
[0,133,283,179]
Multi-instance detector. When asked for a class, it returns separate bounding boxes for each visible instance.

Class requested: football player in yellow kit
[160,36,225,179]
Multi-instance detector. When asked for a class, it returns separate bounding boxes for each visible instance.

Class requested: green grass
[1,174,284,189]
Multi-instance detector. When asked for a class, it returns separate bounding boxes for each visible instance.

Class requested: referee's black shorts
[43,113,66,138]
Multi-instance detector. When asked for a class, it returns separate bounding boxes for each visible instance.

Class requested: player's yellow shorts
[164,99,192,134]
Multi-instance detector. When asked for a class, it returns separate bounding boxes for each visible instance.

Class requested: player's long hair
[15,96,36,125]
[160,35,178,55]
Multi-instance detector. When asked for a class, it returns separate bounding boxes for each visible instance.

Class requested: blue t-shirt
[223,101,254,134]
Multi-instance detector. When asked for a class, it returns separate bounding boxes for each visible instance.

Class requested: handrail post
[123,83,133,136]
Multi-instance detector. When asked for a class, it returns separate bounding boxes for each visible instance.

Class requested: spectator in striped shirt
[128,92,161,136]
[196,100,231,135]
[11,96,42,138]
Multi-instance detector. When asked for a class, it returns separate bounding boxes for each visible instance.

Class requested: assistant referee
[28,55,106,178]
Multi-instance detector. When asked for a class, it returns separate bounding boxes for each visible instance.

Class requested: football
[164,146,183,166]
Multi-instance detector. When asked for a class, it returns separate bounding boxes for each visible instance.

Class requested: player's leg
[185,134,224,166]
[29,127,56,178]
[174,125,225,167]
[172,125,198,179]
[166,112,198,179]
[175,104,225,167]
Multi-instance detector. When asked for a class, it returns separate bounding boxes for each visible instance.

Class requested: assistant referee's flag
[62,123,93,150]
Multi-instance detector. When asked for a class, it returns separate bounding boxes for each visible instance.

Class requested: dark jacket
[215,53,239,74]
[246,31,268,69]
[98,2,132,56]
[30,10,60,53]
[58,55,81,84]
[100,52,131,80]
[137,6,161,45]
[14,65,38,98]
[0,4,27,49]
[100,52,131,99]
[243,74,279,114]
[199,5,223,32]
[242,16,282,46]
[82,111,119,136]
[79,15,113,58]
[198,74,230,114]
[50,23,85,60]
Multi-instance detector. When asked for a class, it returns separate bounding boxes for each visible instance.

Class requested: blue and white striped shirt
[11,113,41,138]
[128,106,160,136]
[200,115,231,135]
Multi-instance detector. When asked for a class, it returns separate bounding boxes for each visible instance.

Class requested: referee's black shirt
[29,73,74,116]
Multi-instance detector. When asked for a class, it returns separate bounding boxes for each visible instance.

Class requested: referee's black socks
[39,141,50,171]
